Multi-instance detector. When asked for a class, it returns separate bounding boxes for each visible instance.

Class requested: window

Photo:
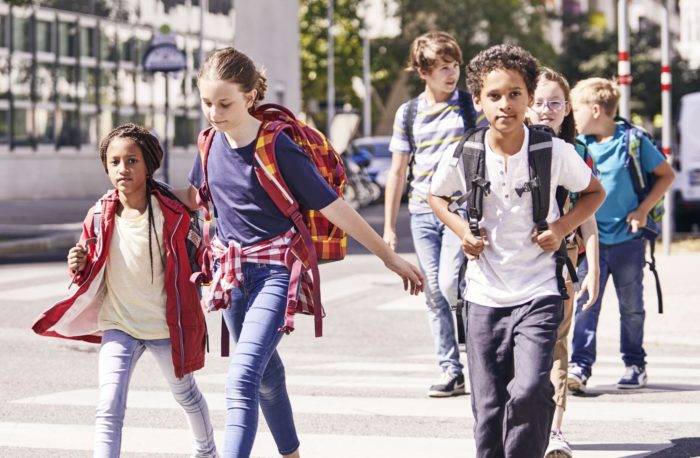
[0,15,8,49]
[10,58,32,100]
[57,64,78,103]
[80,25,97,58]
[58,21,78,57]
[57,109,80,147]
[12,17,31,53]
[0,109,9,144]
[12,107,32,147]
[79,67,98,104]
[35,64,54,104]
[36,20,54,54]
[99,68,116,106]
[100,30,117,62]
[35,106,55,144]
[0,57,9,100]
[174,115,197,146]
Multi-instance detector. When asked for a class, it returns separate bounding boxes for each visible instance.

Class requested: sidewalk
[0,198,96,257]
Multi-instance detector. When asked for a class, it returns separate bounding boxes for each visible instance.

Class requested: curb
[0,232,79,257]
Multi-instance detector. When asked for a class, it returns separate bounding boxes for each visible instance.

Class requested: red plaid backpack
[196,103,347,338]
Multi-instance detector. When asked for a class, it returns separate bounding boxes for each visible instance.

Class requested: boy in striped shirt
[383,31,481,397]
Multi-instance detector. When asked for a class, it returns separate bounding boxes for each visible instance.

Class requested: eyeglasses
[532,99,567,112]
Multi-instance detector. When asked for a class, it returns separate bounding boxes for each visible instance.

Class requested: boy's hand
[67,244,88,272]
[626,208,648,233]
[531,221,566,252]
[576,270,600,311]
[383,229,398,252]
[462,226,489,260]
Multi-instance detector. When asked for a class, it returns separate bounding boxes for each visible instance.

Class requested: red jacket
[32,189,206,378]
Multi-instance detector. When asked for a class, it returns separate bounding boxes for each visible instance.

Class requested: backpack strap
[527,127,578,299]
[456,89,478,130]
[404,97,420,183]
[446,127,490,237]
[253,120,325,338]
[196,127,217,286]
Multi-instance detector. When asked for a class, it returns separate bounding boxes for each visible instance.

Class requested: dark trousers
[466,296,562,458]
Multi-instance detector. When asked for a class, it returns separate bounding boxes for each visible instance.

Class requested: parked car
[674,92,700,232]
[347,136,393,189]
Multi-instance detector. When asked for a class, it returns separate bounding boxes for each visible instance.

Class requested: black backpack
[403,89,483,183]
[446,125,578,301]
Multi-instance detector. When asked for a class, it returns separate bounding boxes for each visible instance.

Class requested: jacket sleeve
[69,206,98,284]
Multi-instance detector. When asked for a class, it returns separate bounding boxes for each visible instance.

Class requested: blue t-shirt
[578,124,665,245]
[189,130,338,246]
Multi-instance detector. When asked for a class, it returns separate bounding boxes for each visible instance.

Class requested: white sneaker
[427,372,466,397]
[545,430,573,458]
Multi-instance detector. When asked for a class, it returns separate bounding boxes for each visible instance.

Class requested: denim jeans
[410,212,464,375]
[467,297,561,458]
[222,263,299,457]
[94,329,216,458]
[570,238,647,377]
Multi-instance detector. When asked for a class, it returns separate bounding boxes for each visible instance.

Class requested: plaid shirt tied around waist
[205,227,320,334]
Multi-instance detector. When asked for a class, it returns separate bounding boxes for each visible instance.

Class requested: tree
[300,0,364,130]
[559,12,700,124]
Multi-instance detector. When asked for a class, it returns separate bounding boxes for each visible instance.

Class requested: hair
[465,44,540,97]
[198,47,267,106]
[537,67,577,145]
[99,123,165,282]
[570,77,620,117]
[406,31,463,74]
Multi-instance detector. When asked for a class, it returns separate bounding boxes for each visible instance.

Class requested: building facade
[0,0,300,200]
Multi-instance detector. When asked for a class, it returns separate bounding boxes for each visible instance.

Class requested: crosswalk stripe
[0,422,672,457]
[0,280,69,301]
[12,389,700,423]
[196,373,437,389]
[296,362,438,372]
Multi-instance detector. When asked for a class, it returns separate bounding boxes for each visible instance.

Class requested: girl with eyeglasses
[528,67,601,458]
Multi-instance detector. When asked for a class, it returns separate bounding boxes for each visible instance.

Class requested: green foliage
[559,12,700,123]
[300,0,363,126]
[3,0,34,6]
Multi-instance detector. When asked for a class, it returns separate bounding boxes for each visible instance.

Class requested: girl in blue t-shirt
[178,47,424,458]
[527,67,600,457]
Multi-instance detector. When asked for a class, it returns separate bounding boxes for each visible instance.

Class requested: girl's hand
[67,244,88,272]
[384,253,424,295]
[531,221,566,252]
[462,227,489,260]
[575,270,600,311]
[383,229,398,252]
[626,208,648,233]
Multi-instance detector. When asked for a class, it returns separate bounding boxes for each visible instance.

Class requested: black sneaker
[427,372,465,397]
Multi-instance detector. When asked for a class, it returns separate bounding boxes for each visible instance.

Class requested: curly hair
[466,44,540,97]
[99,123,165,282]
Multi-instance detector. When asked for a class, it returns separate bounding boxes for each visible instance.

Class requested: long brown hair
[99,123,165,282]
[537,67,576,145]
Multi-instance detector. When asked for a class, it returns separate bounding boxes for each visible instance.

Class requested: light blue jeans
[222,263,299,457]
[410,211,465,375]
[94,329,217,458]
[570,237,648,377]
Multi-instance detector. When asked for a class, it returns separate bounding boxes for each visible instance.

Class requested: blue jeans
[94,329,216,458]
[410,212,464,375]
[222,263,299,457]
[570,238,647,377]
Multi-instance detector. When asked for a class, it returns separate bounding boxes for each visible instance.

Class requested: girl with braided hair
[32,123,218,458]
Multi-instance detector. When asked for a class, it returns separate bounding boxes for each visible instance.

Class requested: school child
[178,47,423,458]
[384,31,482,397]
[32,124,218,458]
[567,78,675,394]
[527,67,601,458]
[428,44,605,457]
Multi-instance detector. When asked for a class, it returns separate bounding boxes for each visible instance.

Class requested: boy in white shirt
[428,44,605,457]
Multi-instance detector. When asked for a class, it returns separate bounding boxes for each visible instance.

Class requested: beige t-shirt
[98,197,169,339]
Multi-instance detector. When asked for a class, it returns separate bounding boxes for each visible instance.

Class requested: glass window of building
[0,57,9,100]
[0,108,8,144]
[101,30,117,62]
[58,21,78,57]
[12,16,31,53]
[35,106,55,144]
[100,67,116,106]
[35,64,54,104]
[57,64,78,103]
[174,114,197,147]
[12,107,32,147]
[80,25,97,58]
[36,20,54,54]
[10,57,31,100]
[79,67,98,105]
[57,109,80,148]
[0,15,8,49]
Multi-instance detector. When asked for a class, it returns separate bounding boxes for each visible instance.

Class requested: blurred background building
[0,0,300,199]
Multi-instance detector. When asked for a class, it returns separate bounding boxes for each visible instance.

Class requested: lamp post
[661,0,673,254]
[617,0,631,119]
